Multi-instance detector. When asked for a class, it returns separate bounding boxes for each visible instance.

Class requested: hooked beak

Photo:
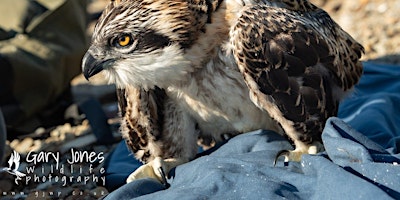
[82,52,114,80]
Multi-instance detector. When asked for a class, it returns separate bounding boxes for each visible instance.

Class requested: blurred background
[312,0,400,64]
[0,0,399,199]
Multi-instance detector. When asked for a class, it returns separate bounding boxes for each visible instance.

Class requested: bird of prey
[82,0,363,184]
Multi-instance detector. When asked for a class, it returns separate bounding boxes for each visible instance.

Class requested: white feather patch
[103,45,193,90]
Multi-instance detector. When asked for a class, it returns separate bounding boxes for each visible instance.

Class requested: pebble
[9,139,20,150]
[311,0,400,64]
[15,137,34,153]
[90,186,109,198]
[28,139,43,152]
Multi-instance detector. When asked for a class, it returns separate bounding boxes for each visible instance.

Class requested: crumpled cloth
[104,62,400,199]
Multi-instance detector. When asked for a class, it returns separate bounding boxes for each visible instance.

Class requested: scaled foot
[274,141,324,166]
[126,157,186,187]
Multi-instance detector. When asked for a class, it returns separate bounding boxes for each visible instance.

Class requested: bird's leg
[274,140,323,166]
[126,101,198,187]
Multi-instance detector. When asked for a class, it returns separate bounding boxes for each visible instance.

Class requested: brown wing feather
[231,4,363,142]
[118,86,166,163]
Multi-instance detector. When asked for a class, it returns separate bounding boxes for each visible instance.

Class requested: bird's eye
[113,34,133,48]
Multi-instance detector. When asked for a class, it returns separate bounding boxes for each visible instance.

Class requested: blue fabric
[103,178,165,199]
[104,141,142,191]
[338,62,400,153]
[103,62,400,199]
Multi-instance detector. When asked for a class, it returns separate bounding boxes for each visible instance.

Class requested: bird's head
[82,0,224,89]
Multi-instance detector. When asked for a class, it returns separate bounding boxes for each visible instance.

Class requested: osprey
[82,0,363,184]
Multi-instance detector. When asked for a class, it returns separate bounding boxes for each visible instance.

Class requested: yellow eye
[116,35,132,47]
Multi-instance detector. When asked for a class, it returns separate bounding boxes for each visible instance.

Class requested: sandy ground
[1,0,399,199]
[311,0,400,64]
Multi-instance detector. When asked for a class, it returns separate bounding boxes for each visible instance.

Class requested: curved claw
[273,150,290,167]
[127,157,186,187]
[158,167,170,188]
[273,142,323,167]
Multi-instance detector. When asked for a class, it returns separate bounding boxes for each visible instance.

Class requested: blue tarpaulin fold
[104,62,400,199]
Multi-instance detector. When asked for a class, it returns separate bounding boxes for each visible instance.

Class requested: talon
[273,141,324,166]
[274,150,290,167]
[127,157,187,185]
[158,167,170,188]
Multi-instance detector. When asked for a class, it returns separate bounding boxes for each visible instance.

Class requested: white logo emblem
[3,150,26,185]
